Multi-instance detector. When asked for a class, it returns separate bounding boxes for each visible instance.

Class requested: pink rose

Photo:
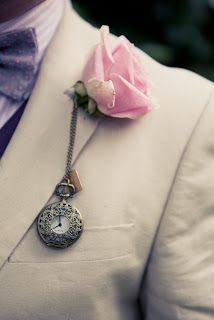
[81,25,157,119]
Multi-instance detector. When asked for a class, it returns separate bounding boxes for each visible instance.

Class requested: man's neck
[0,0,46,23]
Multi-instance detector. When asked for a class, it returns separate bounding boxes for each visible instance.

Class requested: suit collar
[0,0,104,270]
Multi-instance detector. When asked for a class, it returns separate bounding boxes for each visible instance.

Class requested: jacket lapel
[0,0,103,270]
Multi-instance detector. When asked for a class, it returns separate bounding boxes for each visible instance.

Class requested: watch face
[37,200,83,248]
[51,215,70,234]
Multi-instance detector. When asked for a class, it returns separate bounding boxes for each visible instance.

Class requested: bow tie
[0,28,38,101]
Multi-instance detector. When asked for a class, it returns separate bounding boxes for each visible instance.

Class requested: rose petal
[108,36,135,84]
[82,44,105,82]
[132,50,148,93]
[100,25,114,65]
[104,73,152,119]
[82,26,114,83]
[85,79,115,109]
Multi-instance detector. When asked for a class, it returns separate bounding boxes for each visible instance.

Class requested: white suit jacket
[0,1,213,319]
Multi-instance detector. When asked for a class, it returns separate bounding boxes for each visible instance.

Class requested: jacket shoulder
[135,46,213,109]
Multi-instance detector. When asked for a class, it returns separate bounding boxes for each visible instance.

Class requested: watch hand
[59,215,62,227]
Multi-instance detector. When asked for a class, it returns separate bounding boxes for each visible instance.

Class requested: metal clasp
[55,178,76,200]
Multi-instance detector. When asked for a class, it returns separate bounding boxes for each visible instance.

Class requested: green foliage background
[72,0,214,81]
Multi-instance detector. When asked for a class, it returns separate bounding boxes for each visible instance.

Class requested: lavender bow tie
[0,28,38,101]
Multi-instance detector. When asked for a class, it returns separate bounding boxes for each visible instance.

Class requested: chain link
[63,96,78,181]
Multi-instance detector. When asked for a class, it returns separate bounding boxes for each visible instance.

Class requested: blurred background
[72,0,214,81]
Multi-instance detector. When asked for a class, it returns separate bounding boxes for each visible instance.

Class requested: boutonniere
[65,25,159,119]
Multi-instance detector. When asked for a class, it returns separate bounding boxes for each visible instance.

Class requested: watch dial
[51,215,70,234]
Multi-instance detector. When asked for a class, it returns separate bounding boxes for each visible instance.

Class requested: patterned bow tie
[0,28,38,101]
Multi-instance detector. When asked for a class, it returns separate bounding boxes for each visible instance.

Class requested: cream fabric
[0,1,213,319]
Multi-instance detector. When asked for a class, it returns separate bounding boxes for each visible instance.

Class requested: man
[0,0,213,319]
